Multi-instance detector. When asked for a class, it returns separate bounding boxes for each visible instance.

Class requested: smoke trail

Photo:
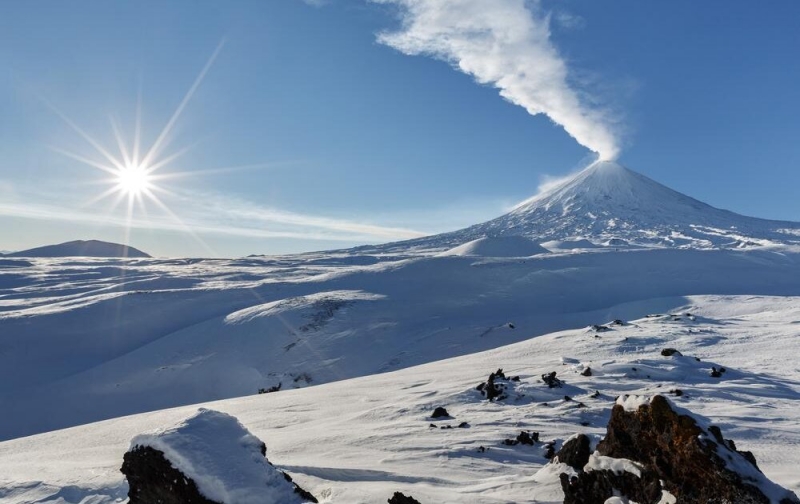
[375,0,620,160]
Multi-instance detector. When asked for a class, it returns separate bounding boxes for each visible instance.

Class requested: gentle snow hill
[371,161,800,252]
[6,240,150,258]
[1,295,799,503]
[438,236,549,257]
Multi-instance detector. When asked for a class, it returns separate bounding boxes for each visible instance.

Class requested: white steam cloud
[375,0,620,160]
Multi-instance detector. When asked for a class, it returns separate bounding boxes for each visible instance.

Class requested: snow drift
[439,235,549,257]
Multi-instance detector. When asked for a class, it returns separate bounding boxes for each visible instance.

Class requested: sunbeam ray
[133,78,143,167]
[48,146,119,176]
[40,97,124,169]
[110,116,132,168]
[140,39,225,169]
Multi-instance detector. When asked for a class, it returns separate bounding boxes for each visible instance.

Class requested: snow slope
[3,247,800,440]
[1,295,799,503]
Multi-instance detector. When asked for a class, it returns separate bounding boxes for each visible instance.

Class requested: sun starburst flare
[116,164,153,196]
[42,40,235,253]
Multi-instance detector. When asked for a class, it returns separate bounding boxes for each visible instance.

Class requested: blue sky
[1,1,799,257]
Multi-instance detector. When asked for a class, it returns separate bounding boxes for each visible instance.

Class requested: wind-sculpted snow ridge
[2,296,800,503]
[376,161,800,252]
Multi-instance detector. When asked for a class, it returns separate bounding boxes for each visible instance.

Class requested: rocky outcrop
[476,368,519,401]
[558,395,800,504]
[120,408,317,504]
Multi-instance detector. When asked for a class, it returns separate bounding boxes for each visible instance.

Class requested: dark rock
[388,491,422,504]
[516,431,539,446]
[428,423,437,428]
[591,324,610,332]
[711,366,725,378]
[555,434,592,471]
[258,382,282,394]
[541,371,563,388]
[458,422,470,428]
[560,467,662,504]
[589,390,600,398]
[543,442,556,460]
[563,395,572,402]
[292,483,318,503]
[566,394,800,504]
[122,446,219,504]
[476,368,513,401]
[660,348,682,357]
[610,319,625,326]
[580,367,592,377]
[669,388,683,397]
[477,446,487,453]
[431,407,450,418]
[121,444,319,504]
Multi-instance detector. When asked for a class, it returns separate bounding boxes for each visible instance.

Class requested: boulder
[558,395,800,504]
[122,446,219,504]
[121,408,316,504]
[554,434,591,471]
[388,492,422,504]
[431,407,451,418]
[541,371,563,388]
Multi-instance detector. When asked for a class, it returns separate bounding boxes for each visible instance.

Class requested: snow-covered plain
[3,246,800,442]
[2,162,800,503]
[2,295,800,503]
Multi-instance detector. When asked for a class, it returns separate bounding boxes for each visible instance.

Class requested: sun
[48,39,227,225]
[115,164,153,196]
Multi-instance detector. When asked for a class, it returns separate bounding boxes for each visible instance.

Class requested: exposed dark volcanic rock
[557,395,800,504]
[122,446,219,504]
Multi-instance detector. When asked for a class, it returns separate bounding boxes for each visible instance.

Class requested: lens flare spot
[116,164,152,196]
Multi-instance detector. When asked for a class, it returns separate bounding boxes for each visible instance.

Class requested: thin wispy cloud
[375,0,621,160]
[0,184,427,243]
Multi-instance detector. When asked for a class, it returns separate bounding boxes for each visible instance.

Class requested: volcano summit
[385,161,800,252]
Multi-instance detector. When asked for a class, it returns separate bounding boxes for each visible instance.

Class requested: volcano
[385,161,800,252]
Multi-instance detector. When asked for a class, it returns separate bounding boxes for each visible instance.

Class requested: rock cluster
[476,368,519,401]
[558,395,800,504]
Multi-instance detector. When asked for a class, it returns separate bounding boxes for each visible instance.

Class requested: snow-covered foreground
[3,247,800,441]
[2,294,799,503]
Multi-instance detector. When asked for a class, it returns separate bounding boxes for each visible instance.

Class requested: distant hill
[5,240,151,258]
